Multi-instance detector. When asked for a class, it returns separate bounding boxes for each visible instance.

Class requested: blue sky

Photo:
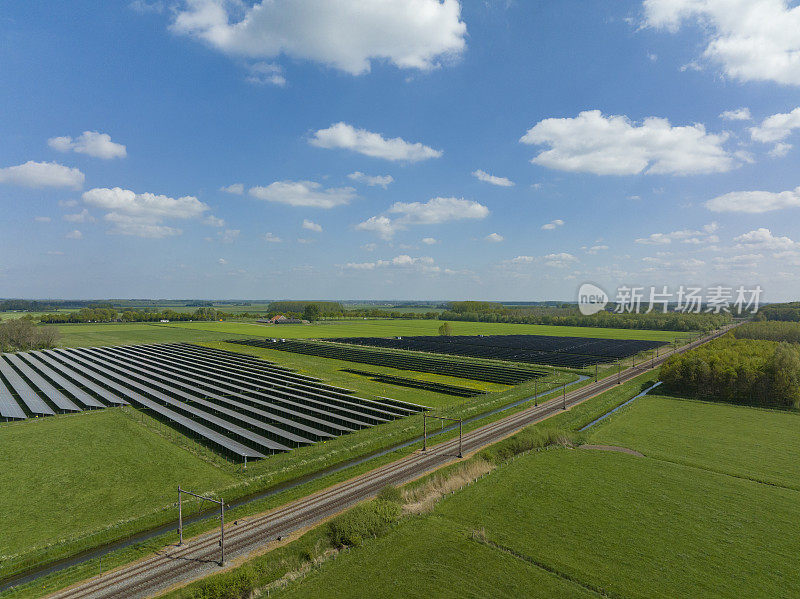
[2,0,800,301]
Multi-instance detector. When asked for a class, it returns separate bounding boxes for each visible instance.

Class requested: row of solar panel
[327,335,667,368]
[231,339,548,384]
[0,343,424,460]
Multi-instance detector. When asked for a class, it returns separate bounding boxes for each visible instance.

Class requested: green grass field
[0,410,233,563]
[587,394,800,490]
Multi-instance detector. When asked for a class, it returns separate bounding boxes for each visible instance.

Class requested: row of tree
[439,307,729,332]
[733,321,800,344]
[0,318,60,352]
[38,307,222,324]
[660,335,800,409]
[754,302,800,322]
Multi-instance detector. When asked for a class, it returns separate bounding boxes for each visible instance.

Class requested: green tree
[303,304,321,322]
[438,321,453,336]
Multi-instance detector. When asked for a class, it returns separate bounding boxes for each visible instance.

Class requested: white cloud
[0,161,85,189]
[472,169,514,187]
[219,229,240,243]
[171,0,466,75]
[520,110,734,175]
[65,230,83,240]
[63,208,95,223]
[48,131,126,159]
[249,180,356,208]
[358,197,488,239]
[302,219,323,232]
[706,186,800,213]
[204,215,225,227]
[263,232,282,243]
[735,228,798,250]
[389,197,489,224]
[347,172,394,188]
[769,142,792,158]
[585,244,609,254]
[245,62,286,86]
[636,223,719,245]
[543,252,578,268]
[541,219,564,230]
[422,237,438,245]
[749,108,800,158]
[82,186,209,238]
[218,258,227,265]
[344,254,437,272]
[511,255,535,263]
[34,216,51,223]
[356,215,397,240]
[220,183,244,195]
[485,232,504,242]
[130,0,164,13]
[310,123,442,162]
[720,107,751,121]
[58,199,78,208]
[644,0,800,86]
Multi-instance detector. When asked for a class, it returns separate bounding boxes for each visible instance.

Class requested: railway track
[45,327,729,599]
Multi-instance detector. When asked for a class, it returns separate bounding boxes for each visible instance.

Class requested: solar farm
[0,342,424,460]
[233,334,666,370]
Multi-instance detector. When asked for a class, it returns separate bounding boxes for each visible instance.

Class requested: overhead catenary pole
[458,419,463,458]
[422,412,427,451]
[563,383,566,410]
[178,486,183,545]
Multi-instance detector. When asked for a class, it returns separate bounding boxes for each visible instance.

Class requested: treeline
[660,335,800,409]
[755,302,800,322]
[268,301,344,316]
[38,307,222,324]
[733,321,800,344]
[441,302,729,332]
[0,319,60,351]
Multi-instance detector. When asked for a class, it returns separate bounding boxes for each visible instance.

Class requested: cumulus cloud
[720,107,751,121]
[48,131,127,159]
[644,0,800,86]
[344,254,438,272]
[357,196,489,240]
[65,230,83,240]
[541,219,564,230]
[347,172,394,188]
[422,237,438,245]
[520,110,734,175]
[511,255,535,263]
[543,253,578,268]
[263,232,282,243]
[63,208,95,223]
[170,0,466,75]
[636,223,719,245]
[218,258,227,265]
[585,244,609,254]
[245,62,286,86]
[302,219,322,232]
[204,215,225,227]
[472,169,514,187]
[82,186,209,238]
[0,161,85,189]
[735,228,798,250]
[749,107,800,156]
[218,229,240,243]
[706,186,800,213]
[389,197,489,224]
[249,180,356,208]
[310,123,442,162]
[485,232,504,242]
[220,183,244,195]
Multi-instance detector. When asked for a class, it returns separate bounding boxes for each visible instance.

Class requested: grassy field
[0,409,233,563]
[279,516,596,599]
[587,394,800,490]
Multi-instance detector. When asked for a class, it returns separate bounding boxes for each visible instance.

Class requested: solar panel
[37,351,127,405]
[93,345,335,441]
[18,352,105,408]
[47,350,265,458]
[57,349,288,453]
[0,376,27,420]
[0,357,54,416]
[4,354,81,412]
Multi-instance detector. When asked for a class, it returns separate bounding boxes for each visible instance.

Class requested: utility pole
[458,419,463,458]
[220,500,225,566]
[534,379,537,406]
[177,487,225,566]
[178,486,183,545]
[422,412,427,451]
[594,363,598,383]
[563,383,566,410]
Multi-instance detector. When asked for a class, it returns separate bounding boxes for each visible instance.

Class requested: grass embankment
[0,410,233,575]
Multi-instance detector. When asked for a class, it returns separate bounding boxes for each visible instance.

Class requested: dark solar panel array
[327,335,667,368]
[229,338,548,384]
[0,343,424,460]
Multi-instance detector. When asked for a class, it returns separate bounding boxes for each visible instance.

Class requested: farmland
[0,409,233,562]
